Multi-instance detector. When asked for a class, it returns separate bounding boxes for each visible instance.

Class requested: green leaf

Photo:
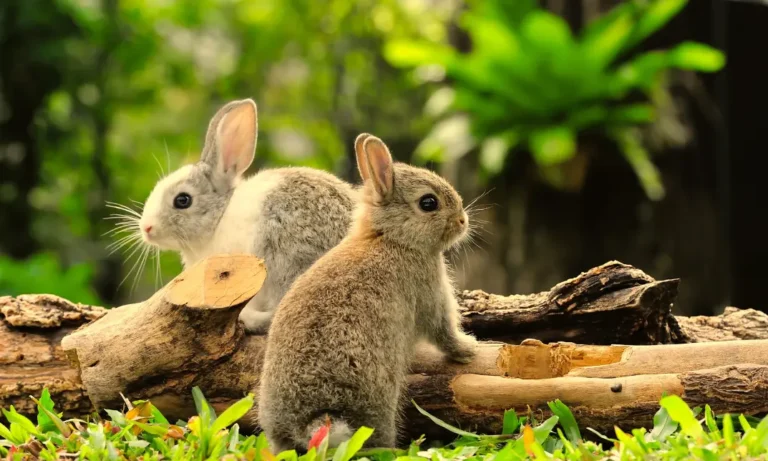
[132,422,169,436]
[626,0,688,51]
[723,413,735,446]
[739,414,752,432]
[669,42,726,72]
[547,400,581,442]
[580,4,635,69]
[529,126,576,166]
[520,11,573,55]
[2,406,37,435]
[210,393,255,434]
[150,405,169,425]
[192,386,217,425]
[502,409,520,435]
[704,405,719,435]
[411,400,479,438]
[105,409,127,426]
[614,51,671,94]
[612,129,665,201]
[490,441,519,461]
[383,41,452,68]
[333,427,374,461]
[35,388,57,433]
[607,104,656,124]
[650,404,678,441]
[0,422,16,444]
[660,395,702,438]
[533,416,559,443]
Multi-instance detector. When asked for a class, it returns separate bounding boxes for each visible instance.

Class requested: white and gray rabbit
[138,98,357,333]
[258,134,478,451]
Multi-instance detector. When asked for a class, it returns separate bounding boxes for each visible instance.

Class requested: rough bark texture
[458,261,685,345]
[0,294,105,417]
[4,258,768,444]
[677,307,768,342]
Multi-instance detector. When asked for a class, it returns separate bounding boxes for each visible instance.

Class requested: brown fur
[258,135,478,451]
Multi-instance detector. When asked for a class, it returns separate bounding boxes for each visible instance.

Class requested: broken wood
[677,307,768,342]
[407,364,768,441]
[4,256,768,444]
[458,261,685,345]
[0,294,104,418]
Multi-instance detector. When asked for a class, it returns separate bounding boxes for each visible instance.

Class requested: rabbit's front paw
[447,333,478,364]
[239,310,274,335]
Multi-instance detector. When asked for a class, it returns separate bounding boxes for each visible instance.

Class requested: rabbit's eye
[418,194,438,212]
[174,193,192,209]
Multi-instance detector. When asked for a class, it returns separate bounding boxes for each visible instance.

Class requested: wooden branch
[0,294,105,417]
[59,254,268,419]
[677,307,768,342]
[5,256,768,446]
[458,261,684,345]
[406,364,768,441]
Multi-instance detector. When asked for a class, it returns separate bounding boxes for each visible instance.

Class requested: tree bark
[4,256,768,444]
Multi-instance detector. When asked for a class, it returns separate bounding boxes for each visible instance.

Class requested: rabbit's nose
[458,217,466,225]
[143,225,153,234]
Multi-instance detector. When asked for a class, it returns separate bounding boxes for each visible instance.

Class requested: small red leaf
[307,417,332,450]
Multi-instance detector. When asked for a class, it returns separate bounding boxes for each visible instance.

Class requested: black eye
[418,194,438,212]
[174,193,192,209]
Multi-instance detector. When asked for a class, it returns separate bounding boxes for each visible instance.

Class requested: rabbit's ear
[201,99,258,180]
[362,136,394,201]
[354,133,373,181]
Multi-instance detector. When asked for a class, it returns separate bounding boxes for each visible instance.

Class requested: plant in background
[384,0,725,200]
[0,253,101,305]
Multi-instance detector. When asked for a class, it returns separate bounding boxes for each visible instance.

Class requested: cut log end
[163,254,267,309]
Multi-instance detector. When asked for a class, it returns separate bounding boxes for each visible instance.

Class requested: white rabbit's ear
[354,133,372,182]
[362,136,394,201]
[201,99,258,180]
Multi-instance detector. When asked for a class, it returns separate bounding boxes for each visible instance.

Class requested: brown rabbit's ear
[201,99,258,180]
[362,136,394,201]
[354,133,373,181]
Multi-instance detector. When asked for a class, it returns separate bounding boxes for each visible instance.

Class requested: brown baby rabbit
[258,134,478,451]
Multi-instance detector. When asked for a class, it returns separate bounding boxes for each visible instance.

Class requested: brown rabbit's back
[259,235,432,449]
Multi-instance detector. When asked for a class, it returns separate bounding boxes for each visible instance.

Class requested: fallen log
[457,261,684,344]
[4,256,768,445]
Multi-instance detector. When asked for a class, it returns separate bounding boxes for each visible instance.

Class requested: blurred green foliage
[384,0,725,200]
[2,0,448,304]
[0,253,101,304]
[0,0,725,305]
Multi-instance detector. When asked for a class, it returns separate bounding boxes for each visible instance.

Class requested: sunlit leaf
[411,400,479,438]
[521,11,573,55]
[529,127,576,167]
[333,427,374,461]
[660,395,702,438]
[669,42,726,72]
[626,0,688,51]
[383,40,452,68]
[502,409,520,436]
[650,404,678,441]
[210,393,255,434]
[548,400,581,442]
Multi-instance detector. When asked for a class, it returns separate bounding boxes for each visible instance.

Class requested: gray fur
[258,135,478,451]
[139,99,357,334]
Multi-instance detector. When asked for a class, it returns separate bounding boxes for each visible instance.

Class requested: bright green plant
[384,0,725,200]
[5,388,768,459]
[0,252,101,304]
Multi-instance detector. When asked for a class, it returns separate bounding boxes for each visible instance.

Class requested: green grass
[2,387,768,460]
